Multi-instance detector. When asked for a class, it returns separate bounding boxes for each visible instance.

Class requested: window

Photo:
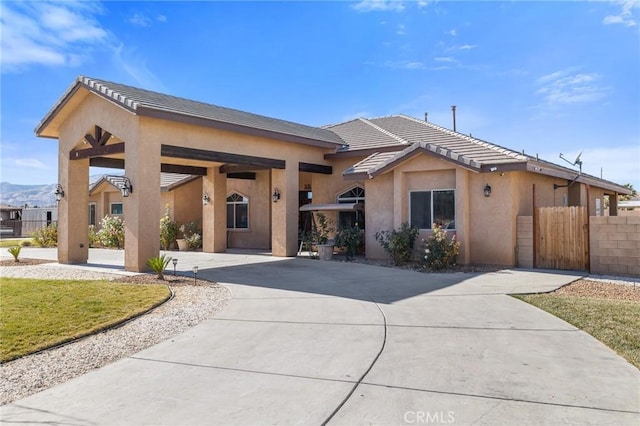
[410,190,455,230]
[110,203,123,215]
[227,193,248,229]
[337,186,365,229]
[88,203,96,226]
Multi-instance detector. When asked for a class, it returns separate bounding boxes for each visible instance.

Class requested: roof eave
[35,79,84,137]
[527,162,631,194]
[137,106,343,149]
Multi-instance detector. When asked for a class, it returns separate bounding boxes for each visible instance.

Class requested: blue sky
[1,0,639,190]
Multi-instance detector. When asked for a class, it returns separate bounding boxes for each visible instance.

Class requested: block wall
[590,216,640,277]
[516,216,533,268]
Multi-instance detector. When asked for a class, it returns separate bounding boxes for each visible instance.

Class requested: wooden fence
[535,206,589,271]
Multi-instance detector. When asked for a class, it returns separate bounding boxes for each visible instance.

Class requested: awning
[299,203,364,212]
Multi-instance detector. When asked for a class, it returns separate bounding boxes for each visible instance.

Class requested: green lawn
[514,294,640,369]
[0,278,171,362]
[0,239,32,248]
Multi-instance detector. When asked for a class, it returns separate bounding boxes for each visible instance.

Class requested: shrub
[375,222,419,266]
[160,205,179,250]
[180,221,202,250]
[97,216,125,248]
[7,246,21,262]
[88,225,101,248]
[146,254,172,280]
[20,240,32,247]
[335,226,363,261]
[421,223,460,271]
[32,223,57,247]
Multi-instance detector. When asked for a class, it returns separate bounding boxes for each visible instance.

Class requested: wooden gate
[535,206,589,271]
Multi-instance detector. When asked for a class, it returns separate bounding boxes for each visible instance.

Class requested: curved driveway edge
[2,253,639,425]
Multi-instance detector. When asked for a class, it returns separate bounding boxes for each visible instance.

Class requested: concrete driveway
[2,250,639,425]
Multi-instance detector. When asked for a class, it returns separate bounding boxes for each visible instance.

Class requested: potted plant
[178,221,202,251]
[314,213,335,261]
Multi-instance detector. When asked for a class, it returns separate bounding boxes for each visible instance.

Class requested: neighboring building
[36,76,631,271]
[21,207,58,236]
[0,205,22,237]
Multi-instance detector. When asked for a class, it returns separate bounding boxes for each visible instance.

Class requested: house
[0,205,22,237]
[36,76,631,272]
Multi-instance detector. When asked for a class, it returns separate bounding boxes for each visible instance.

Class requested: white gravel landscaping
[0,264,231,405]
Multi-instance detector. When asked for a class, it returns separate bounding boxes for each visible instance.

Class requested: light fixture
[192,265,198,284]
[483,184,492,197]
[121,177,133,197]
[172,258,178,276]
[54,184,64,202]
[272,187,281,203]
[202,193,210,205]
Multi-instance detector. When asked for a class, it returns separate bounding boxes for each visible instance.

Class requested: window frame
[409,189,456,230]
[88,202,97,226]
[337,185,365,229]
[226,192,249,231]
[109,202,123,216]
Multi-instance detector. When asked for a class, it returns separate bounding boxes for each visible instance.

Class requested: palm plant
[7,246,21,262]
[146,254,172,280]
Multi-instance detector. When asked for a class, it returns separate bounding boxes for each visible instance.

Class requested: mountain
[0,175,109,208]
[0,182,57,207]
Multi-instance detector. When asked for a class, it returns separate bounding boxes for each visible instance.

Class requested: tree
[619,183,637,202]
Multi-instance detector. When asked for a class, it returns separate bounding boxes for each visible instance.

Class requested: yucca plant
[146,254,172,280]
[7,246,21,262]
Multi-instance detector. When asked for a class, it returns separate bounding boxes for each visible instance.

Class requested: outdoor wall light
[121,177,133,197]
[483,184,492,197]
[172,258,178,276]
[272,187,281,202]
[192,265,198,284]
[54,184,65,202]
[202,193,211,205]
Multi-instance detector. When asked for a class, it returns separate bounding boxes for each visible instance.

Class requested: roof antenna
[451,105,457,132]
[554,151,583,189]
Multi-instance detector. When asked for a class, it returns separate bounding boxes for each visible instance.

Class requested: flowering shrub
[32,223,57,247]
[375,222,419,266]
[160,205,179,250]
[88,225,101,248]
[179,220,202,250]
[97,215,125,248]
[335,226,363,261]
[421,223,460,270]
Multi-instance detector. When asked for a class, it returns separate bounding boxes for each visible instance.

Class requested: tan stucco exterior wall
[227,171,271,249]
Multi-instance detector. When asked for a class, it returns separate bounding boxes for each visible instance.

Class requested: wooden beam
[162,144,285,169]
[299,162,332,174]
[161,163,207,176]
[219,164,270,174]
[227,172,257,180]
[84,126,112,148]
[90,157,124,168]
[71,142,125,159]
[89,157,208,176]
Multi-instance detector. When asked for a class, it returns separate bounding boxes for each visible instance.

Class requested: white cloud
[417,1,429,9]
[448,29,457,36]
[129,13,152,27]
[352,0,405,13]
[603,1,638,27]
[396,24,406,35]
[535,69,609,106]
[112,44,167,92]
[156,14,167,23]
[0,1,108,70]
[14,158,50,170]
[382,60,425,70]
[434,56,456,63]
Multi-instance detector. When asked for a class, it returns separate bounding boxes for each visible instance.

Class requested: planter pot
[177,239,189,251]
[317,244,334,261]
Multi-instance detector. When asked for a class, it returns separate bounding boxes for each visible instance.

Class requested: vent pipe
[451,105,457,132]
[424,112,428,122]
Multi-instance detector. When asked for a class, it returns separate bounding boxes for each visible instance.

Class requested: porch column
[203,166,227,253]
[455,169,471,265]
[609,193,618,216]
[58,153,89,264]
[271,162,298,256]
[124,134,161,272]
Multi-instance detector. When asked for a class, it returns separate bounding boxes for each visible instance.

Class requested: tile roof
[89,173,197,193]
[37,76,344,148]
[324,118,409,150]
